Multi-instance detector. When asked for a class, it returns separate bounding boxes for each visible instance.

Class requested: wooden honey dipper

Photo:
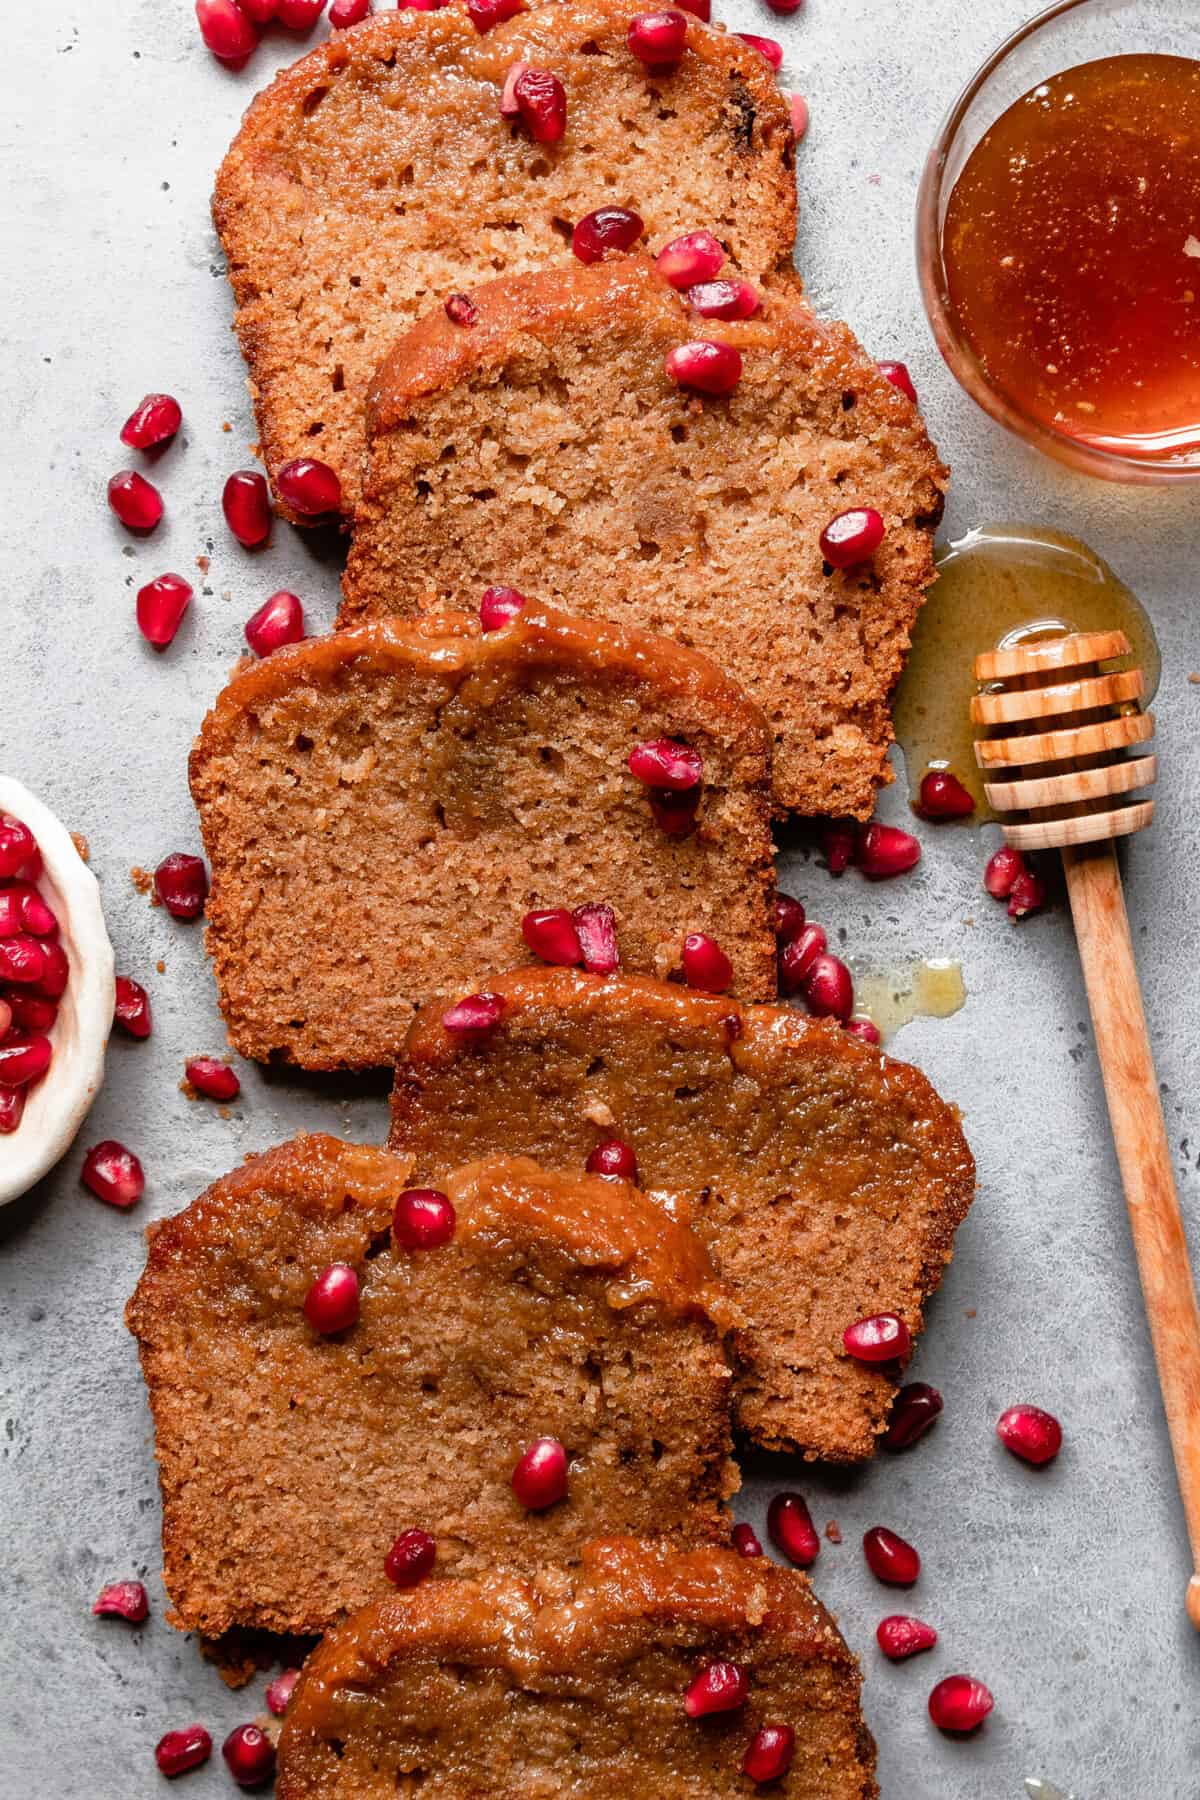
[972,629,1200,1629]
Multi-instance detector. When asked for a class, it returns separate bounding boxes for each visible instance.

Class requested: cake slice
[125,1137,738,1640]
[276,1538,878,1800]
[342,257,947,818]
[213,1,796,518]
[188,605,776,1070]
[391,969,976,1461]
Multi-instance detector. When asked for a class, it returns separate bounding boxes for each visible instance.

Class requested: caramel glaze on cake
[125,1136,739,1639]
[391,970,976,1461]
[276,1538,878,1799]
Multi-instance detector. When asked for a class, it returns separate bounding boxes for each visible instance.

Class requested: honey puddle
[1025,1781,1078,1800]
[851,959,966,1042]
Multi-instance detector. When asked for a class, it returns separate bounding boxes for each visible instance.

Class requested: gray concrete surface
[2,2,1199,1795]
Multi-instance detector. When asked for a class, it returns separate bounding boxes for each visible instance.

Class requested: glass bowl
[916,0,1200,483]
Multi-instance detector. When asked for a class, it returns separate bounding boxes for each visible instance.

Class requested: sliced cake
[213,1,796,518]
[341,257,948,818]
[125,1136,738,1639]
[391,969,976,1461]
[188,606,776,1070]
[276,1537,878,1799]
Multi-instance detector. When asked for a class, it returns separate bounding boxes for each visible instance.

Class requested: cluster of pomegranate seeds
[155,1725,213,1777]
[919,768,975,819]
[512,1436,568,1510]
[842,1312,912,1363]
[686,278,760,320]
[120,393,182,451]
[303,1262,360,1334]
[444,292,479,326]
[466,0,525,32]
[742,1724,795,1783]
[479,584,526,630]
[245,589,304,657]
[681,932,733,993]
[683,1660,748,1718]
[92,1580,149,1623]
[108,469,164,532]
[572,206,645,264]
[863,1525,921,1587]
[585,1138,639,1182]
[82,1141,145,1209]
[185,1056,241,1101]
[223,470,272,548]
[384,1527,437,1588]
[522,907,584,965]
[504,66,567,143]
[664,339,743,396]
[442,991,506,1033]
[136,574,193,649]
[276,455,342,517]
[330,0,371,24]
[883,1381,943,1451]
[820,507,886,569]
[766,1490,819,1567]
[626,9,688,68]
[877,360,918,404]
[996,1403,1063,1466]
[393,1187,457,1249]
[222,1722,277,1788]
[265,1669,301,1716]
[572,902,619,974]
[876,1614,937,1660]
[982,843,1048,919]
[0,822,67,1129]
[731,1521,763,1558]
[657,230,724,288]
[735,32,783,68]
[154,853,209,920]
[196,0,260,64]
[928,1674,994,1733]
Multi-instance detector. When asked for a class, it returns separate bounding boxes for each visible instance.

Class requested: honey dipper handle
[1064,842,1200,1630]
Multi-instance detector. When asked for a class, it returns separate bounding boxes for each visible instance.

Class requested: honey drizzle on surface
[851,959,966,1043]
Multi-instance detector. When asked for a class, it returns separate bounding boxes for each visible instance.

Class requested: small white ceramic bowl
[0,776,114,1206]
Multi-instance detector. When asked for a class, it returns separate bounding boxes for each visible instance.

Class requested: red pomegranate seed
[686,278,760,320]
[239,0,279,19]
[863,1525,920,1586]
[856,821,921,878]
[92,1580,149,1623]
[154,853,208,920]
[742,1725,795,1783]
[883,1382,943,1451]
[657,231,724,288]
[511,67,567,143]
[731,1521,763,1558]
[845,1017,881,1045]
[276,456,341,517]
[665,339,742,395]
[107,470,163,532]
[0,1089,25,1133]
[82,1141,145,1209]
[735,32,782,68]
[185,1056,241,1101]
[155,1725,213,1777]
[442,991,505,1033]
[822,820,855,874]
[330,0,370,23]
[572,903,619,975]
[586,1139,639,1182]
[928,1674,994,1734]
[572,206,645,264]
[919,769,975,819]
[6,994,57,1032]
[304,1264,359,1333]
[136,574,193,648]
[120,393,182,451]
[996,1403,1062,1466]
[195,0,260,62]
[384,1527,437,1587]
[772,894,805,943]
[764,0,803,13]
[0,937,47,985]
[984,844,1025,898]
[32,939,69,999]
[843,1312,912,1363]
[222,1723,276,1788]
[767,1491,819,1567]
[444,292,479,326]
[0,1000,10,1037]
[113,977,152,1039]
[674,0,709,15]
[626,9,688,67]
[393,1187,457,1250]
[1008,868,1047,919]
[500,60,530,117]
[223,470,272,547]
[628,738,703,791]
[479,584,526,630]
[0,884,55,936]
[0,1036,53,1087]
[878,360,918,404]
[466,0,525,31]
[522,907,583,965]
[0,815,36,879]
[512,1437,568,1509]
[265,1669,300,1716]
[245,590,304,656]
[779,922,825,994]
[681,932,732,993]
[820,507,885,568]
[276,0,326,26]
[683,1660,748,1719]
[803,952,853,1022]
[397,0,449,9]
[788,92,809,139]
[648,787,700,835]
[877,1614,937,1660]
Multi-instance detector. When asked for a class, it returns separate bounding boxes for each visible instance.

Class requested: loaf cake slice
[341,257,947,818]
[277,1538,878,1800]
[188,605,776,1069]
[213,1,796,518]
[391,969,976,1461]
[125,1136,738,1640]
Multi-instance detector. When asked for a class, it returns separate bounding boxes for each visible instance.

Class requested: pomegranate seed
[32,939,69,999]
[686,278,760,320]
[681,932,732,993]
[92,1580,149,1623]
[586,1139,639,1182]
[479,585,526,630]
[883,1382,943,1451]
[245,590,304,657]
[154,853,208,921]
[265,1669,300,1715]
[512,1437,568,1509]
[185,1056,241,1101]
[0,937,46,985]
[878,360,918,404]
[842,1312,912,1363]
[742,1725,795,1783]
[683,1660,748,1719]
[803,952,853,1022]
[222,1723,276,1788]
[239,0,279,19]
[764,0,803,13]
[822,820,855,874]
[919,769,975,819]
[0,884,56,937]
[0,1089,25,1133]
[195,0,259,62]
[276,0,326,26]
[0,815,37,879]
[397,0,448,9]
[779,922,825,993]
[856,821,921,879]
[511,67,567,143]
[112,976,151,1039]
[136,573,193,648]
[772,894,805,943]
[522,908,583,965]
[767,1491,819,1567]
[6,994,57,1032]
[330,0,370,22]
[731,1521,762,1558]
[0,1000,9,1037]
[500,60,531,117]
[466,0,525,30]
[787,92,809,139]
[665,339,742,396]
[120,393,182,451]
[444,292,479,326]
[304,1264,359,1333]
[735,32,782,68]
[393,1187,456,1250]
[107,469,163,532]
[657,231,724,288]
[276,456,341,517]
[384,1527,437,1587]
[626,9,688,67]
[628,738,702,791]
[572,903,619,974]
[996,1403,1062,1466]
[984,844,1026,899]
[877,1614,937,1660]
[1008,869,1047,919]
[442,992,505,1033]
[223,470,272,547]
[0,1035,52,1087]
[928,1674,994,1734]
[155,1726,213,1777]
[572,206,645,264]
[845,1017,881,1045]
[820,507,886,569]
[82,1141,145,1209]
[648,787,700,835]
[674,0,708,15]
[862,1525,920,1586]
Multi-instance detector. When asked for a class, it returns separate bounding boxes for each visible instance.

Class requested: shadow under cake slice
[390,968,976,1461]
[125,1136,738,1640]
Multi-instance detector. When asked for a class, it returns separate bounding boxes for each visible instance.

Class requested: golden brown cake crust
[277,1539,878,1799]
[391,968,976,1460]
